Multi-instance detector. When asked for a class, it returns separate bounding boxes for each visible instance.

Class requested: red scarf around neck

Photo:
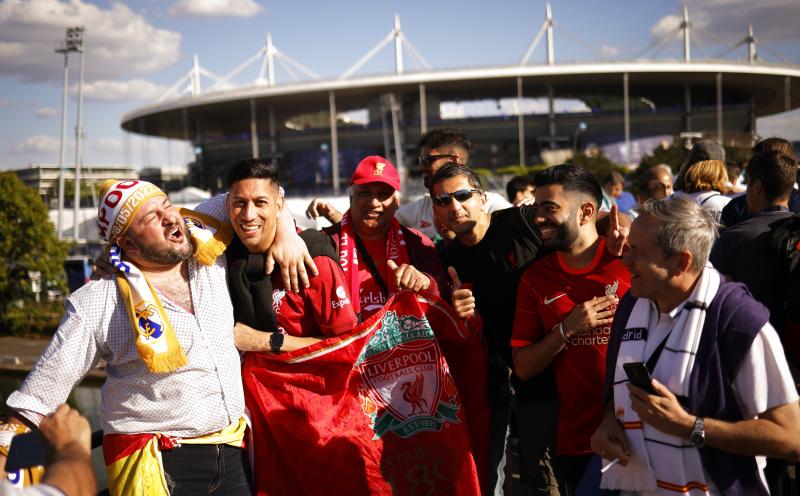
[338,210,410,316]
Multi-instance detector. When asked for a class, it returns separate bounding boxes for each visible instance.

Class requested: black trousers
[554,454,593,496]
[161,444,251,495]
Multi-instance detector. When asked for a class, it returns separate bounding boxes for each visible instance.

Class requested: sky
[1,0,799,171]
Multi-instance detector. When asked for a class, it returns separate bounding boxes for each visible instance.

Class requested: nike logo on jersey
[543,293,566,305]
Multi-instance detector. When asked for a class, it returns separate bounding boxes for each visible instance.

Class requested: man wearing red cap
[323,155,448,320]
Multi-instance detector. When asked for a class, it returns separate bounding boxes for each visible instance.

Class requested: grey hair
[637,196,718,273]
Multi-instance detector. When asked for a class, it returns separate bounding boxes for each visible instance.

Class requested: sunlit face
[418,145,466,188]
[430,175,486,236]
[513,186,535,204]
[350,182,399,239]
[533,184,581,251]
[123,195,192,265]
[653,170,674,198]
[622,214,676,303]
[604,182,623,199]
[227,178,283,253]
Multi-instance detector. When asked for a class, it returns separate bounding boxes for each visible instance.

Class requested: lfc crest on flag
[356,310,461,439]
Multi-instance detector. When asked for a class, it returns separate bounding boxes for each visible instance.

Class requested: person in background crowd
[506,175,536,206]
[720,137,800,229]
[727,161,746,193]
[630,165,674,219]
[673,140,732,222]
[512,164,631,495]
[710,150,800,496]
[592,196,800,495]
[306,129,511,241]
[603,171,636,214]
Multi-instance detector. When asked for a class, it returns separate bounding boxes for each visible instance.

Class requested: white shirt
[674,191,731,223]
[7,257,244,438]
[396,192,511,240]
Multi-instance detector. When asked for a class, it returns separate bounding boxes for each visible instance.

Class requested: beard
[542,209,580,252]
[135,233,193,265]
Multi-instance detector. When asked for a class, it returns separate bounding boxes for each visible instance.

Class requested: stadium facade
[120,7,800,195]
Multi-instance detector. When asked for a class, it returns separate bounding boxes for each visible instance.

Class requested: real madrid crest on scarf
[355,310,460,439]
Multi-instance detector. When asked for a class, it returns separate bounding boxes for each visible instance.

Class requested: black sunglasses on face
[418,154,459,168]
[431,189,481,207]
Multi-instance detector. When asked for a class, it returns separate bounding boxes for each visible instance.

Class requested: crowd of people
[1,128,799,496]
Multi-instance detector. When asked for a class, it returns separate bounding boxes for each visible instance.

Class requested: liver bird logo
[605,279,619,297]
[400,374,428,415]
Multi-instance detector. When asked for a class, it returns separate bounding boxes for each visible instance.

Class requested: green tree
[0,172,68,313]
[570,151,626,183]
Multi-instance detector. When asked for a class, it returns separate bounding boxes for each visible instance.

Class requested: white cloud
[600,45,619,57]
[170,0,261,17]
[34,106,57,118]
[11,134,61,154]
[74,79,168,102]
[0,0,182,83]
[649,1,800,54]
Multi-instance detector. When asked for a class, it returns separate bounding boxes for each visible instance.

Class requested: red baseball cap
[350,155,401,191]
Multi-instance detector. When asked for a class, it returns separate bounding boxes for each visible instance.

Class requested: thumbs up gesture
[386,260,431,293]
[449,266,475,319]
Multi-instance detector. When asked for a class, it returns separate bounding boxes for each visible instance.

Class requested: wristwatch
[690,416,706,448]
[269,332,284,354]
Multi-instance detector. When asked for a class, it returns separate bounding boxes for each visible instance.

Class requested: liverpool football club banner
[242,291,487,495]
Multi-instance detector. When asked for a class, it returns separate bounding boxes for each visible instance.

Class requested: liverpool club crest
[356,311,461,439]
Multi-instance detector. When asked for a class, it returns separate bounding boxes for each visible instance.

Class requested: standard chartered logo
[569,325,612,346]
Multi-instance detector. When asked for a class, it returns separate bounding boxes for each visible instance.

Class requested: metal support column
[72,37,85,241]
[786,77,792,113]
[249,98,259,159]
[716,73,723,143]
[388,93,405,185]
[419,83,427,136]
[56,53,69,239]
[623,73,630,164]
[329,91,340,195]
[517,77,526,166]
[684,84,692,132]
[268,106,278,159]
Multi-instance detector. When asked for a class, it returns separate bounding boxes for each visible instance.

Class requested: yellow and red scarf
[103,418,247,496]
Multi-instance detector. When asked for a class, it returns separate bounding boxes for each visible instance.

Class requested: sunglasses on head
[418,154,459,168]
[431,189,481,207]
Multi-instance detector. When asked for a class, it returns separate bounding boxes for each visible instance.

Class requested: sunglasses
[431,189,481,207]
[418,154,459,168]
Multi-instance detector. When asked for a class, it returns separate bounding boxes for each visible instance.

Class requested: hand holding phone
[623,362,656,394]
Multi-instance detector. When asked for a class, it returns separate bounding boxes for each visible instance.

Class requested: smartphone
[623,362,656,394]
[5,431,45,472]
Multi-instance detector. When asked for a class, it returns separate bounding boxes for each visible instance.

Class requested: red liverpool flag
[242,291,487,495]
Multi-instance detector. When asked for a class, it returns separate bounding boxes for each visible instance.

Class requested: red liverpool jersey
[511,237,630,455]
[271,256,358,337]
